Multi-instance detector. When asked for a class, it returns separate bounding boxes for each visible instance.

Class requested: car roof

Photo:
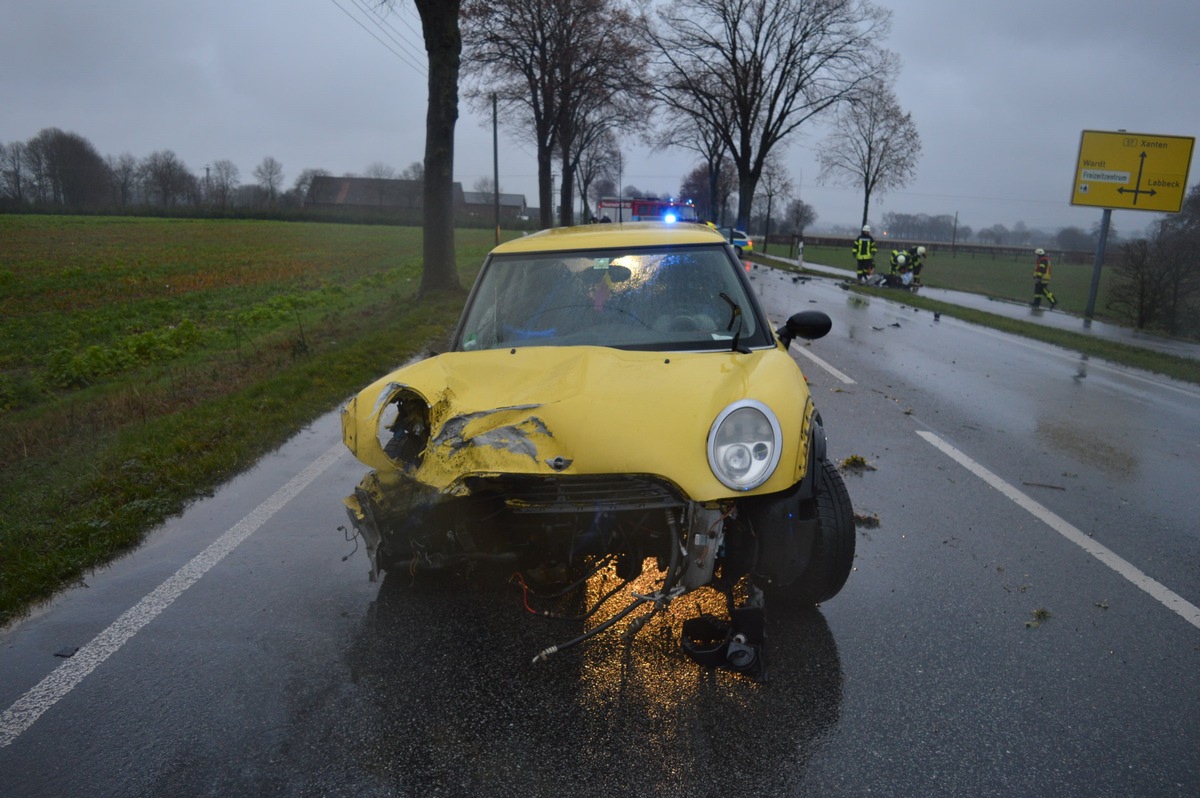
[489,222,727,255]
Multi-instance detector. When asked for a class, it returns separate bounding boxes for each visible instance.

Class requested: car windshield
[455,245,772,352]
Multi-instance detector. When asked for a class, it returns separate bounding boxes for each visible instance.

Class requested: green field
[0,215,501,625]
[799,244,1116,319]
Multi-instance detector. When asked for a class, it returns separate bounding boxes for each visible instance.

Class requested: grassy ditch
[0,215,499,625]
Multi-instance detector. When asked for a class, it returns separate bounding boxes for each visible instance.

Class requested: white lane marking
[917,430,1200,630]
[0,442,346,748]
[792,344,856,385]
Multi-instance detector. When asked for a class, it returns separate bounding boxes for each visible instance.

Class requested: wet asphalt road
[2,266,1198,797]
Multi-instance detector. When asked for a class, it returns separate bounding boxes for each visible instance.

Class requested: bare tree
[816,78,920,227]
[209,159,241,209]
[977,224,1009,246]
[22,128,111,208]
[647,0,889,230]
[0,141,28,203]
[1108,237,1161,330]
[462,0,647,228]
[398,160,424,181]
[1109,186,1200,336]
[784,198,817,236]
[753,154,792,251]
[472,176,501,221]
[574,127,620,221]
[588,175,617,210]
[141,150,192,206]
[363,161,396,179]
[107,153,139,206]
[253,156,284,207]
[290,168,330,207]
[1054,226,1092,251]
[882,212,958,242]
[652,109,731,225]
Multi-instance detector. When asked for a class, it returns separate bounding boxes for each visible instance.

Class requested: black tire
[788,458,856,604]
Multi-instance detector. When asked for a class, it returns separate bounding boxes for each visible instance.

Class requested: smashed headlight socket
[706,399,782,491]
[377,389,431,470]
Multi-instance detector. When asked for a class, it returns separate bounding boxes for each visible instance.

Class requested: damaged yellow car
[341,222,853,676]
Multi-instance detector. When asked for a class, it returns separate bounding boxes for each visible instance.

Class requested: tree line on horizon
[0,127,342,214]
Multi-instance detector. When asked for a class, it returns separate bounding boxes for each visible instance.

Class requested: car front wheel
[781,458,856,605]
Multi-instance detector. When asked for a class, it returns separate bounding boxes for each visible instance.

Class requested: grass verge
[1,216,498,626]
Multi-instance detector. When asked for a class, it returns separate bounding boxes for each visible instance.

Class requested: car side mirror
[776,310,832,348]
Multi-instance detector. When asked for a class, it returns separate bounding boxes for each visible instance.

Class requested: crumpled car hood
[342,345,814,501]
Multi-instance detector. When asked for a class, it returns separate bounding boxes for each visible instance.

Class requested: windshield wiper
[719,292,749,353]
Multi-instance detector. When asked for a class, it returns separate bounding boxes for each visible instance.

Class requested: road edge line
[917,430,1200,631]
[0,442,346,749]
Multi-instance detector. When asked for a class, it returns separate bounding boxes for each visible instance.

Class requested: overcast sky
[3,0,1198,236]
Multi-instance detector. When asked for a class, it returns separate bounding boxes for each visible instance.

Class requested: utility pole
[492,93,500,245]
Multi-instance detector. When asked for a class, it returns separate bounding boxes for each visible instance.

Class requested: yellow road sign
[1071,130,1194,213]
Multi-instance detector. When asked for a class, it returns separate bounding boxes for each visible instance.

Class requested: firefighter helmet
[916,246,926,255]
[1035,248,1045,256]
[862,225,871,234]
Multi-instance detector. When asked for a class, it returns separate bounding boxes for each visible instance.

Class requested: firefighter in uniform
[906,245,927,287]
[852,225,877,283]
[877,253,910,288]
[1031,248,1057,309]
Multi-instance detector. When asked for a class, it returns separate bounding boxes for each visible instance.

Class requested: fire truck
[595,197,700,223]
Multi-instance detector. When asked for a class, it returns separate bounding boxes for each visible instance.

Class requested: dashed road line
[792,343,856,385]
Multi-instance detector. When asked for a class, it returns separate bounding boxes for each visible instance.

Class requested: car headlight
[707,400,782,491]
[376,388,430,470]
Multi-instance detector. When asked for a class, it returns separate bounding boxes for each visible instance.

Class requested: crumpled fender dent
[344,346,814,500]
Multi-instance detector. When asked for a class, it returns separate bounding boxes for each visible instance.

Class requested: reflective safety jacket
[1034,256,1051,281]
[852,235,877,261]
[906,247,924,272]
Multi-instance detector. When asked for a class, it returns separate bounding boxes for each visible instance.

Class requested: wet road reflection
[336,567,843,796]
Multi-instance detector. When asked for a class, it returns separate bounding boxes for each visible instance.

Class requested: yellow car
[340,222,853,676]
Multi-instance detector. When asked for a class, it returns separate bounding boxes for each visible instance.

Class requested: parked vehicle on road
[716,226,754,255]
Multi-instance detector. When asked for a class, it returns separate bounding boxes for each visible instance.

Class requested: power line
[348,0,427,67]
[351,0,425,57]
[327,0,426,76]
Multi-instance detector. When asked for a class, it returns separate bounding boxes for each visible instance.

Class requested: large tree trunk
[861,175,872,227]
[538,146,554,229]
[736,171,758,232]
[559,156,575,227]
[415,0,463,295]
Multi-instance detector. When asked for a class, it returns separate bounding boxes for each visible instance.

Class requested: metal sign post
[1070,129,1195,319]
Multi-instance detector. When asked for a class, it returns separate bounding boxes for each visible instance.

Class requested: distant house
[461,191,528,220]
[305,176,459,214]
[306,177,528,223]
